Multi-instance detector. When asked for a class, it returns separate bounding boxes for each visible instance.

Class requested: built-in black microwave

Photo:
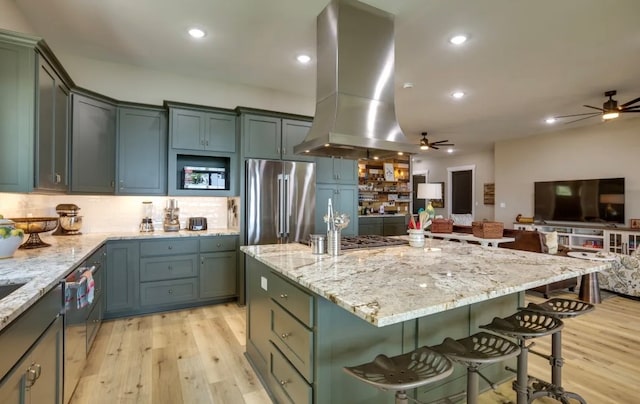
[183,166,227,189]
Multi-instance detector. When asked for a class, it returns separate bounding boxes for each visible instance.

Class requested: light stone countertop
[241,239,612,327]
[0,228,239,332]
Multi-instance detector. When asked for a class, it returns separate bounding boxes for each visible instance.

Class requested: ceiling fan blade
[620,96,640,108]
[564,115,599,124]
[430,140,450,145]
[622,110,640,113]
[436,143,455,146]
[583,104,604,112]
[555,112,600,119]
[430,145,440,150]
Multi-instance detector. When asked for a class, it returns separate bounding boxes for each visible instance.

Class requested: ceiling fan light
[420,145,429,150]
[602,111,619,120]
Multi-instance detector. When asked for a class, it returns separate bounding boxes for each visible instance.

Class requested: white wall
[412,149,495,221]
[0,194,237,233]
[494,117,640,228]
[0,0,34,33]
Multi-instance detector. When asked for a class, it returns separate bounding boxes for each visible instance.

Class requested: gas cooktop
[339,235,409,250]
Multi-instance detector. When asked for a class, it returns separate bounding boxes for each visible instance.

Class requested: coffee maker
[53,204,82,235]
[163,199,180,232]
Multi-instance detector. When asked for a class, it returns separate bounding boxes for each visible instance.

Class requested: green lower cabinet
[105,240,140,317]
[140,278,198,307]
[199,251,237,299]
[244,256,521,404]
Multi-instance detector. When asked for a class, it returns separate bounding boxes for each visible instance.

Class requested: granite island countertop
[0,228,239,332]
[241,239,613,327]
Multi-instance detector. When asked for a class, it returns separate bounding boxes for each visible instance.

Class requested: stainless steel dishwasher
[62,257,103,404]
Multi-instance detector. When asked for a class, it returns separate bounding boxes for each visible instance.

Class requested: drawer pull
[216,243,222,247]
[168,245,173,250]
[281,332,291,339]
[168,265,173,271]
[279,379,289,386]
[279,293,288,299]
[168,289,173,294]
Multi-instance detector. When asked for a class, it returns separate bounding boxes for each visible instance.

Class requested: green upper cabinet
[166,102,238,196]
[316,184,358,236]
[0,31,73,193]
[242,113,314,161]
[71,92,117,194]
[36,53,70,192]
[170,107,236,153]
[116,105,167,195]
[316,157,358,184]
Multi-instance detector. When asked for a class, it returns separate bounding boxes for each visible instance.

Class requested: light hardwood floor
[70,292,640,404]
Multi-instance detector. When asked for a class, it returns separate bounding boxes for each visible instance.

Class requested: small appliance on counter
[163,199,180,232]
[53,204,82,236]
[139,201,154,232]
[188,217,207,231]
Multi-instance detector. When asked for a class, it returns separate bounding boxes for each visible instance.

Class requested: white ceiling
[15,0,640,156]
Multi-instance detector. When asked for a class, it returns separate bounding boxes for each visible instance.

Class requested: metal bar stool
[344,346,454,404]
[521,298,594,403]
[432,332,521,404]
[481,310,564,404]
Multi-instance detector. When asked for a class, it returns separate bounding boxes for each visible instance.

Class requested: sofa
[598,250,640,298]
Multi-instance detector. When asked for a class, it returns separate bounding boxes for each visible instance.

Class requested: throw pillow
[542,231,558,254]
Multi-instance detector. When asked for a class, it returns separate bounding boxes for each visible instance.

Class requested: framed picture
[383,163,395,181]
[484,183,495,205]
[631,219,640,229]
[431,182,445,208]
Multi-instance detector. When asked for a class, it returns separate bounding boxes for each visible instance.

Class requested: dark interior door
[412,174,426,214]
[452,170,472,214]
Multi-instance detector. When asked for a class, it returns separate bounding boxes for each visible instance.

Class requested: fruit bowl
[0,219,25,258]
[9,217,59,249]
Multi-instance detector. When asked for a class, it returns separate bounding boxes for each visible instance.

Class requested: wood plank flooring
[71,292,640,404]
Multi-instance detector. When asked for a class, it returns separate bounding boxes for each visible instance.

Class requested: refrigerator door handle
[277,174,285,237]
[284,175,290,236]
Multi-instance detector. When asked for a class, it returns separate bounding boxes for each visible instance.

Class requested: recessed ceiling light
[297,54,311,64]
[449,34,468,45]
[403,82,414,89]
[447,148,454,154]
[545,117,557,124]
[452,91,465,99]
[188,28,206,39]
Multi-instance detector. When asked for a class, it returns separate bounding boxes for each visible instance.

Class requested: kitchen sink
[0,283,26,300]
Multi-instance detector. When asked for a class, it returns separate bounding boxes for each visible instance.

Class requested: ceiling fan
[554,90,640,124]
[419,132,454,150]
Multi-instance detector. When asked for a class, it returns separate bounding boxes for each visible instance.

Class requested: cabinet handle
[168,289,173,294]
[110,181,115,188]
[25,363,41,388]
[279,379,289,386]
[168,265,173,271]
[279,293,288,299]
[282,148,286,155]
[205,140,209,146]
[281,332,291,339]
[201,139,205,145]
[168,245,173,250]
[216,243,222,247]
[55,173,61,184]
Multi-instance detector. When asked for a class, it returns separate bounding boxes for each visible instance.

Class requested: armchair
[598,250,640,298]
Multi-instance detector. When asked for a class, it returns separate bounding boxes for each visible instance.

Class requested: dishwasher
[61,256,104,404]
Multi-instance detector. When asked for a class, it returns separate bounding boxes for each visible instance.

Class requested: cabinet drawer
[199,236,238,252]
[140,278,197,307]
[140,254,198,281]
[269,273,314,328]
[140,238,198,257]
[270,343,312,404]
[271,303,313,382]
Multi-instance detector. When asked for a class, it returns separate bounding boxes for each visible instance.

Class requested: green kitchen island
[241,239,609,404]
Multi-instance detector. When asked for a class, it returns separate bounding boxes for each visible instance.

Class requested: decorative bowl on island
[0,218,25,258]
[8,217,59,249]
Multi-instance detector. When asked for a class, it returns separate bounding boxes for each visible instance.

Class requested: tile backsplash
[0,193,239,233]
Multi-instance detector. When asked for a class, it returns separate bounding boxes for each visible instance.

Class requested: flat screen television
[534,177,625,224]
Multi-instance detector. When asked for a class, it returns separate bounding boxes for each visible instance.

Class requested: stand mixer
[163,199,180,232]
[53,204,82,235]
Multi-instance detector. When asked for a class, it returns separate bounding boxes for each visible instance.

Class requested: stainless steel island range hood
[293,0,415,160]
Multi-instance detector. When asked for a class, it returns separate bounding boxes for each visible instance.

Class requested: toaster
[188,217,207,231]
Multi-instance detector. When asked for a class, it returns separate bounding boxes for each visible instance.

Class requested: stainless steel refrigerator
[245,159,315,245]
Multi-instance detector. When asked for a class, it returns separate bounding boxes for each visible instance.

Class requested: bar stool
[481,310,564,404]
[521,298,594,403]
[343,346,454,404]
[432,332,521,404]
